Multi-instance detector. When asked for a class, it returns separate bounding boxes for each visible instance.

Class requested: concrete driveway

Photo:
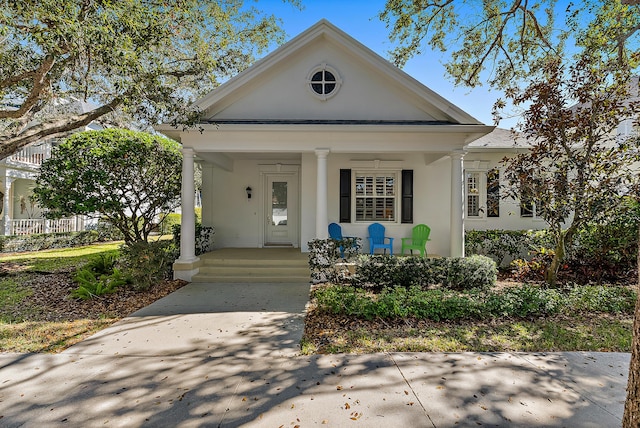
[0,281,631,427]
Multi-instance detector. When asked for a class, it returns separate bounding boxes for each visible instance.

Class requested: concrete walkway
[0,282,631,427]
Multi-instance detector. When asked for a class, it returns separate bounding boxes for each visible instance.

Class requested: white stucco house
[156,19,501,281]
[0,98,103,236]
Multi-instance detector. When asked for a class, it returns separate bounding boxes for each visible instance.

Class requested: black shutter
[401,169,413,224]
[339,169,351,223]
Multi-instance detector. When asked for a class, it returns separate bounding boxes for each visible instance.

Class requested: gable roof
[191,19,483,125]
[465,127,530,150]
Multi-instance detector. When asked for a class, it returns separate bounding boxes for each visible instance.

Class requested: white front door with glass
[264,174,298,246]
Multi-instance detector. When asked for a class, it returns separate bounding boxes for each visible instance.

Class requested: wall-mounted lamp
[246,186,252,199]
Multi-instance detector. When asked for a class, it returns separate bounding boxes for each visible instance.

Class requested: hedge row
[355,254,497,291]
[308,239,497,291]
[1,230,112,253]
[465,229,554,266]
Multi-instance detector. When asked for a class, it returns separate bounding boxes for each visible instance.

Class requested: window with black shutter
[339,169,351,222]
[401,169,413,223]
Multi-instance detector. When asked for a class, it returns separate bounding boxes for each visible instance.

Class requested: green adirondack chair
[401,224,431,257]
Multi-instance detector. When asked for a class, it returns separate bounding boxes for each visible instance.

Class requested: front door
[264,174,298,246]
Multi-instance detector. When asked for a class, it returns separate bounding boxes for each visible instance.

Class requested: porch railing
[9,218,83,236]
[7,143,51,166]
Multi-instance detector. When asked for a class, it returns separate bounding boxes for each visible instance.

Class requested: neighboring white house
[157,19,497,281]
[461,75,640,233]
[0,98,103,236]
[462,127,549,231]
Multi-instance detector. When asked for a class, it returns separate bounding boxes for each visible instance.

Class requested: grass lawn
[0,241,185,353]
[1,242,121,263]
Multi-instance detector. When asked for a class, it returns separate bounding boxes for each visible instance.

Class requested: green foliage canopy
[33,129,182,245]
[0,0,292,159]
[501,54,640,285]
[380,0,639,90]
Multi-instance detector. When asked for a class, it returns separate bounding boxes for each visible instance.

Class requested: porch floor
[192,247,310,283]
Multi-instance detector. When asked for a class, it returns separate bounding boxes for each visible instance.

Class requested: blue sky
[260,0,519,128]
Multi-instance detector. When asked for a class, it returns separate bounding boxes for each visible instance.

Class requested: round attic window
[307,64,341,100]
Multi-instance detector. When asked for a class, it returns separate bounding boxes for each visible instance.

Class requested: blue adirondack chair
[328,223,357,258]
[367,222,394,255]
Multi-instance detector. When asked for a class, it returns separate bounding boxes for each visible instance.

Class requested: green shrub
[308,239,339,283]
[567,285,636,313]
[465,229,555,266]
[445,255,497,291]
[118,240,179,290]
[71,267,131,299]
[171,223,214,256]
[355,255,406,290]
[1,230,106,253]
[510,247,555,282]
[467,199,640,283]
[405,288,483,321]
[88,220,125,242]
[313,284,365,315]
[71,250,128,299]
[314,285,483,321]
[486,285,564,317]
[85,252,118,276]
[564,199,639,282]
[353,254,496,291]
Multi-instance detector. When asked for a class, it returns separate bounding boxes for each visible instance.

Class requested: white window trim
[465,166,502,220]
[352,169,400,224]
[465,170,487,219]
[306,63,342,101]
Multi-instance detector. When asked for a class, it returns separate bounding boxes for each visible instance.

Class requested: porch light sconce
[246,186,252,199]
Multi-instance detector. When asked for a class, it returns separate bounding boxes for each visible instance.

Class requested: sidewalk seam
[388,353,437,428]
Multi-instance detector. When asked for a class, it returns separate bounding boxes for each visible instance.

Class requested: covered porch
[170,142,478,282]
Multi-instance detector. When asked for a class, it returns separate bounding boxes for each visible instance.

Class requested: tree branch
[464,1,521,85]
[0,55,56,119]
[0,97,123,160]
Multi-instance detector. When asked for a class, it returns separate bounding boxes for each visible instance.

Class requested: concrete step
[201,258,308,267]
[193,248,310,283]
[198,265,310,276]
[191,274,310,283]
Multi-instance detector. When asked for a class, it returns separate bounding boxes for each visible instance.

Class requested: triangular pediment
[193,20,482,125]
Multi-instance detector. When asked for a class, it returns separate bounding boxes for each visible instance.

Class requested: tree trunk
[545,231,566,286]
[623,226,640,427]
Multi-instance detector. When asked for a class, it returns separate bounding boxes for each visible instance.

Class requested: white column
[177,147,199,263]
[315,149,330,239]
[3,177,13,236]
[450,150,465,257]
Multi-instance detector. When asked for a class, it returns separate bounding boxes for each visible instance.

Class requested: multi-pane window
[310,70,337,96]
[466,168,500,218]
[466,172,480,217]
[355,172,397,222]
[307,64,342,100]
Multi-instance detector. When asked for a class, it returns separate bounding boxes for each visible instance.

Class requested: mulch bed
[2,262,187,322]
